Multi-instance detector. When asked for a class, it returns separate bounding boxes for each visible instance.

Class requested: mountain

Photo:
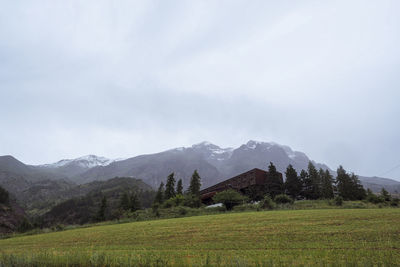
[1,141,399,206]
[70,140,399,193]
[0,156,75,210]
[37,155,119,178]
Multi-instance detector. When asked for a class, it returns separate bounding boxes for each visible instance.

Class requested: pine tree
[350,173,366,200]
[119,192,130,211]
[321,169,334,199]
[380,188,391,202]
[129,193,141,211]
[154,182,165,204]
[97,196,107,221]
[188,170,201,196]
[176,179,183,195]
[336,166,352,200]
[307,162,322,199]
[284,164,301,199]
[165,173,176,200]
[266,162,284,198]
[299,169,308,199]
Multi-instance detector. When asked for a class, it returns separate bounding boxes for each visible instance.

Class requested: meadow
[0,208,399,266]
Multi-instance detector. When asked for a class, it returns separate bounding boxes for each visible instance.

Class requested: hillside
[40,177,155,226]
[0,209,399,266]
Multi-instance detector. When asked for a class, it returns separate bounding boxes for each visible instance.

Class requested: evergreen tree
[165,173,176,200]
[299,169,308,199]
[97,196,107,221]
[307,162,322,199]
[336,166,352,200]
[154,182,165,204]
[284,164,301,199]
[129,193,141,211]
[380,188,391,202]
[350,173,366,200]
[321,169,334,199]
[176,179,183,195]
[119,192,130,211]
[188,170,201,196]
[266,162,284,198]
[336,166,366,200]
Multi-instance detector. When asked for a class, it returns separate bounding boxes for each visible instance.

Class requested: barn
[200,168,283,204]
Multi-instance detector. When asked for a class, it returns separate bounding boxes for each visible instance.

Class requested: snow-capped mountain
[2,140,398,193]
[42,155,115,169]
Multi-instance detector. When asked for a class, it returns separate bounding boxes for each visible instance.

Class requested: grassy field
[0,208,399,266]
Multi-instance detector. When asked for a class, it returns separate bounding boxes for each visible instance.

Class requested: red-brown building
[200,168,282,203]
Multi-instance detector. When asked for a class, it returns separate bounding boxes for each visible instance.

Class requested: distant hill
[41,177,155,226]
[53,141,399,193]
[1,141,399,209]
[0,186,27,234]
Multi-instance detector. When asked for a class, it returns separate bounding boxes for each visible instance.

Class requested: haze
[0,1,399,181]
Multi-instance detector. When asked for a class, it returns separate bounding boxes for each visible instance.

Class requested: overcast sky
[0,0,399,180]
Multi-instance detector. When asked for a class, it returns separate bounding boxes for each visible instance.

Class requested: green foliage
[163,195,185,208]
[154,182,165,204]
[306,162,322,200]
[176,179,183,195]
[212,189,247,210]
[129,193,141,212]
[165,173,176,200]
[274,194,293,204]
[336,166,366,200]
[119,192,130,211]
[96,196,107,222]
[390,197,399,207]
[17,217,33,233]
[284,165,301,199]
[266,162,284,198]
[380,188,391,202]
[183,193,201,208]
[299,169,308,199]
[188,170,201,196]
[366,189,383,204]
[320,169,334,199]
[259,195,276,210]
[334,196,343,206]
[0,185,9,204]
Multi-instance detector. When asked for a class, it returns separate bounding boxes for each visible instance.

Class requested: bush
[390,198,399,207]
[183,194,201,208]
[366,193,384,204]
[17,218,33,233]
[162,195,186,208]
[212,189,247,210]
[274,194,293,204]
[259,195,275,210]
[334,196,343,206]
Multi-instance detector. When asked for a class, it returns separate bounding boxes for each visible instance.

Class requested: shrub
[259,195,275,210]
[183,194,201,208]
[212,189,247,210]
[366,193,384,204]
[334,196,343,206]
[390,198,399,207]
[274,194,293,204]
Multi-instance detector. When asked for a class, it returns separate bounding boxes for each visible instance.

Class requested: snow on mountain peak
[42,155,116,168]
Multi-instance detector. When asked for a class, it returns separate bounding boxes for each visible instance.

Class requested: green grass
[0,209,399,266]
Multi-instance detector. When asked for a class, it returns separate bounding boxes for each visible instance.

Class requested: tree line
[152,170,202,211]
